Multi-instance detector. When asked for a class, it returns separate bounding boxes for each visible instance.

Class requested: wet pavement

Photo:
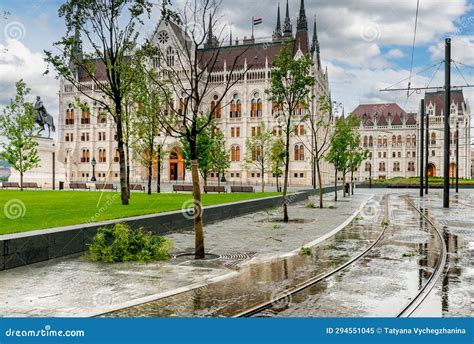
[411,191,473,317]
[102,193,385,317]
[0,190,370,317]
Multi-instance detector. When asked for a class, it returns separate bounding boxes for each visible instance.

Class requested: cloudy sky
[0,0,473,123]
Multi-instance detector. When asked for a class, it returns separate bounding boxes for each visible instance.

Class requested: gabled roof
[352,103,409,127]
[425,90,466,116]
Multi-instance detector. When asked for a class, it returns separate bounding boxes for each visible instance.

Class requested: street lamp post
[91,157,97,182]
[52,143,56,190]
[456,121,459,193]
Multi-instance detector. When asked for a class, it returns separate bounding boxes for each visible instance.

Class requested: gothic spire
[273,3,283,41]
[283,0,292,38]
[296,0,307,32]
[311,16,321,69]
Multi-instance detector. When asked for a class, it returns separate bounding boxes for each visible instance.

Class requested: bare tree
[147,0,253,259]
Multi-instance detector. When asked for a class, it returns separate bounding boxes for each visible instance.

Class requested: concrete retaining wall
[0,186,339,271]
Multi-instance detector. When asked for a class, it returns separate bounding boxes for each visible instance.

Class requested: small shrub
[267,223,282,230]
[86,223,173,263]
[381,219,390,227]
[306,202,317,209]
[300,247,312,256]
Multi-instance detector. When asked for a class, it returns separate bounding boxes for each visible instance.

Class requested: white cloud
[429,35,474,65]
[386,49,405,59]
[0,39,59,126]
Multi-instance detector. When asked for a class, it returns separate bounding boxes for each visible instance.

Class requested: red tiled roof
[352,103,409,127]
[425,90,466,116]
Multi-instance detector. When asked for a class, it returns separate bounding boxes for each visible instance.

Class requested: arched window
[252,145,262,161]
[379,162,386,172]
[98,149,107,163]
[230,94,242,118]
[65,108,75,125]
[397,135,402,145]
[272,102,283,115]
[98,112,107,124]
[408,161,415,172]
[81,149,90,163]
[383,136,387,147]
[406,135,411,147]
[393,161,400,172]
[81,106,90,124]
[296,103,306,116]
[363,136,368,147]
[412,135,416,146]
[392,135,396,147]
[250,92,262,118]
[166,46,175,67]
[368,136,373,147]
[273,126,282,136]
[365,162,371,172]
[231,145,240,162]
[114,149,120,163]
[377,136,382,147]
[211,95,221,119]
[430,132,436,145]
[294,144,304,161]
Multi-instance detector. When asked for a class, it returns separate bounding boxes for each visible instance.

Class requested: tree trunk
[343,170,347,198]
[276,174,279,192]
[147,159,152,195]
[261,168,265,193]
[334,169,338,202]
[157,145,161,193]
[116,111,129,205]
[351,170,354,195]
[316,160,323,208]
[191,160,205,259]
[283,129,291,222]
[20,172,23,192]
[126,143,131,199]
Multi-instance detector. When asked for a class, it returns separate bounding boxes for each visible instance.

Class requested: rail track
[234,196,447,318]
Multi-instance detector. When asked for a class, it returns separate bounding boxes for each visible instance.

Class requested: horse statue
[34,96,56,138]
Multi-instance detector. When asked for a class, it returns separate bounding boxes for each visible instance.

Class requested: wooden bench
[23,182,42,190]
[231,186,254,193]
[69,183,90,191]
[204,185,226,193]
[1,182,20,189]
[130,184,145,192]
[95,183,117,191]
[173,184,194,192]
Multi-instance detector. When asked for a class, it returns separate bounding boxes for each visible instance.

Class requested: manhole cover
[173,253,220,260]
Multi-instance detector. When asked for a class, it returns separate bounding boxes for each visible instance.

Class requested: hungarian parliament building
[57,0,332,187]
[55,0,471,188]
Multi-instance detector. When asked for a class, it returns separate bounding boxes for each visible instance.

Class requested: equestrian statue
[34,96,56,138]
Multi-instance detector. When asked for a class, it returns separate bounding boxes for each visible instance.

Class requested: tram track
[234,195,448,318]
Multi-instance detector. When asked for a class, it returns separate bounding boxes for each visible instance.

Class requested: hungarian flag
[253,17,263,25]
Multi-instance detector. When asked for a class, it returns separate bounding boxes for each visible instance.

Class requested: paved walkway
[0,189,372,317]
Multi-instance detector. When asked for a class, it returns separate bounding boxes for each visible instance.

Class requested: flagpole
[252,16,254,39]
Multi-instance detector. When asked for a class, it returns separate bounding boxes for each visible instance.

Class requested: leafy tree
[270,138,286,192]
[326,117,351,201]
[266,43,315,221]
[129,57,167,195]
[181,118,215,187]
[243,122,274,192]
[347,115,368,195]
[44,0,152,205]
[210,129,230,188]
[0,80,40,191]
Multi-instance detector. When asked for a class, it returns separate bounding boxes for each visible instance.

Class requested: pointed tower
[272,3,283,41]
[296,0,308,32]
[283,0,292,38]
[311,16,321,69]
[294,0,309,53]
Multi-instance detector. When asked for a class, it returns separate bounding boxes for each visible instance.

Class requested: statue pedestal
[9,137,66,189]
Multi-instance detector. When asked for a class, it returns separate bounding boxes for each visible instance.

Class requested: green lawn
[0,190,281,235]
[362,177,474,186]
